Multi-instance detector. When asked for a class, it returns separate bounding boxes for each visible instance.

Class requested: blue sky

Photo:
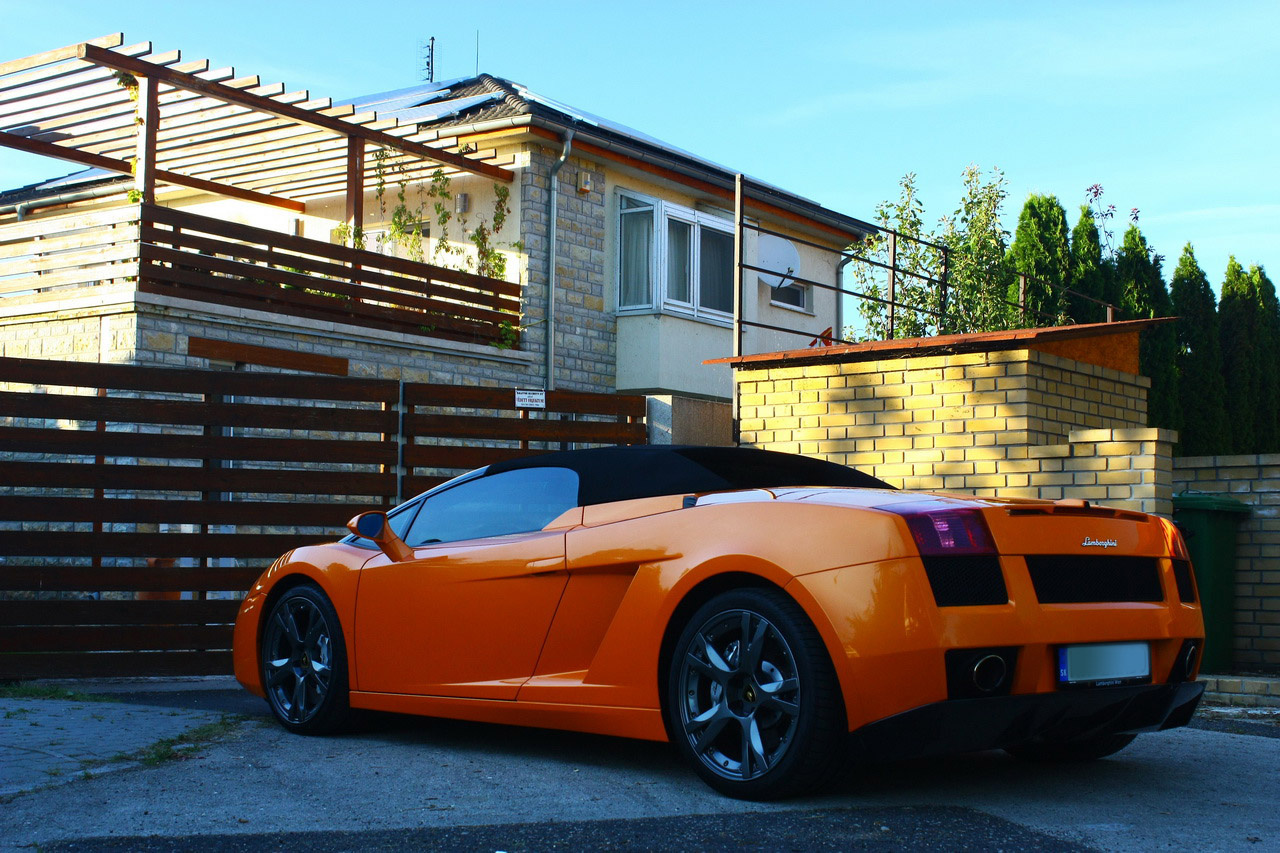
[3,0,1276,291]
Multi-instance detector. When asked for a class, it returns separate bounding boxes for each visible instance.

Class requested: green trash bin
[1172,491,1251,673]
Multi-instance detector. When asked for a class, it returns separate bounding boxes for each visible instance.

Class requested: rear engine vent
[1171,559,1197,603]
[1025,555,1163,604]
[923,556,1009,607]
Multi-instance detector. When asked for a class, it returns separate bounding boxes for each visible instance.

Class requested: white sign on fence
[515,389,546,409]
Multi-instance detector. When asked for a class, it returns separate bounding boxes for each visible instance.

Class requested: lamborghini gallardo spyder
[233,445,1204,799]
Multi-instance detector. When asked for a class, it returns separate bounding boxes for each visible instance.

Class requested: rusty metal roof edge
[705,318,1176,369]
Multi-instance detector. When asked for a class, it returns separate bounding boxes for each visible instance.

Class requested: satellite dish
[757,234,800,289]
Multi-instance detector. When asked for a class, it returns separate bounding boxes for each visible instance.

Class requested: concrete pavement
[1,675,1277,851]
[0,677,263,798]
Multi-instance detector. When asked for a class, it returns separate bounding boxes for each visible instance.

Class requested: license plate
[1057,642,1150,687]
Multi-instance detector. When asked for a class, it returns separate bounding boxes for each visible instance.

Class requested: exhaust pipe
[972,654,1008,693]
[945,647,1019,699]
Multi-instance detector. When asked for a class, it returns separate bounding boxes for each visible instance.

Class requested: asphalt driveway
[1,679,1277,851]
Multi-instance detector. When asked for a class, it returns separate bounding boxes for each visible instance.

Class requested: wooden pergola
[0,34,514,225]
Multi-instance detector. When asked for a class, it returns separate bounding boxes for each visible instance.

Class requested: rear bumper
[850,680,1204,762]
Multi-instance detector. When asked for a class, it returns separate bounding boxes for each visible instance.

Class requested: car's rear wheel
[261,583,350,734]
[1006,733,1136,762]
[666,588,845,800]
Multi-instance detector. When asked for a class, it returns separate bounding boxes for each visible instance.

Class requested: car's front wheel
[260,583,351,734]
[666,588,845,800]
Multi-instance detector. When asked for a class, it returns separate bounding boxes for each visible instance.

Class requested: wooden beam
[187,337,349,375]
[0,130,303,212]
[0,34,122,78]
[345,135,363,235]
[79,43,514,183]
[153,168,304,212]
[134,75,159,203]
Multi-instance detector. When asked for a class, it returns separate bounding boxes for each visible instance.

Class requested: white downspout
[546,128,574,391]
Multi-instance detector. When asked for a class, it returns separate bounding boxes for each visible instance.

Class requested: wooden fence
[0,203,522,345]
[0,356,645,679]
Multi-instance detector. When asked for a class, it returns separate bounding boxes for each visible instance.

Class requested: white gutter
[0,182,127,220]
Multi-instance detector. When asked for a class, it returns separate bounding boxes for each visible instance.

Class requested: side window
[404,467,579,546]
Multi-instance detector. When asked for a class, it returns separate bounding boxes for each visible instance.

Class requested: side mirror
[347,511,413,562]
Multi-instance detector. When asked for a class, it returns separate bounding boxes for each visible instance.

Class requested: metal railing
[730,174,1120,352]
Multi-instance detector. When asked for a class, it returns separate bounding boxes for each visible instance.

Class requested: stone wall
[1174,454,1280,668]
[736,348,1172,515]
[0,300,137,364]
[520,145,615,393]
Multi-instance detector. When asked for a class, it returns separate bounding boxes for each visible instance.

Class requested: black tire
[665,587,845,800]
[1006,733,1137,762]
[260,583,351,735]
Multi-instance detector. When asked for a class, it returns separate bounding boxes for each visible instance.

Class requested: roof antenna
[475,30,479,76]
[423,36,435,83]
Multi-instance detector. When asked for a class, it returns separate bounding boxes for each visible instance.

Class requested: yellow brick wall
[737,348,1172,515]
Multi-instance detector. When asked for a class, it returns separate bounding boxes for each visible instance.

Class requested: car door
[353,467,579,699]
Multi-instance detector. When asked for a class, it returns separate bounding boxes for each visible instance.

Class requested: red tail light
[894,507,997,556]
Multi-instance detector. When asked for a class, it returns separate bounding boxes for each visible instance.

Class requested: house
[0,36,876,442]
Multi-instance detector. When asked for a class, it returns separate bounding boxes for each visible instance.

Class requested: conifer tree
[1249,265,1279,451]
[1170,244,1228,454]
[1068,205,1107,323]
[1219,258,1257,453]
[1116,226,1179,431]
[1006,194,1070,325]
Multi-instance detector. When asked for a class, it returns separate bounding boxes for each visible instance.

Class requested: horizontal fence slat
[0,259,139,294]
[0,391,397,432]
[405,383,647,417]
[0,497,378,527]
[0,222,139,261]
[0,355,400,401]
[0,651,232,679]
[0,425,397,466]
[0,600,241,626]
[0,565,263,592]
[0,461,395,498]
[0,531,334,558]
[0,625,232,653]
[0,206,139,243]
[0,240,138,278]
[403,445,546,470]
[407,413,648,444]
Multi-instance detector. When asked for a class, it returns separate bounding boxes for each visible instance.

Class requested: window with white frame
[618,190,735,320]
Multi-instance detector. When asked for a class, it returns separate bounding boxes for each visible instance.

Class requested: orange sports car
[233,445,1205,799]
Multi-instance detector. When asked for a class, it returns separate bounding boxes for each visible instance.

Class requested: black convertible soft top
[485,445,894,508]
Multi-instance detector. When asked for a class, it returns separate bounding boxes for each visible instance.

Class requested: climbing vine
[326,148,523,346]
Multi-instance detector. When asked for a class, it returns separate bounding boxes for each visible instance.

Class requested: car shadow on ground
[346,708,688,775]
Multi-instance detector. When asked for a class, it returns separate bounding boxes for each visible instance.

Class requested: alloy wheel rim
[678,608,801,782]
[263,596,333,724]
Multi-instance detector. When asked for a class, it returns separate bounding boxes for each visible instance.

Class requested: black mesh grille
[1025,556,1163,603]
[922,556,1008,606]
[1171,559,1197,603]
